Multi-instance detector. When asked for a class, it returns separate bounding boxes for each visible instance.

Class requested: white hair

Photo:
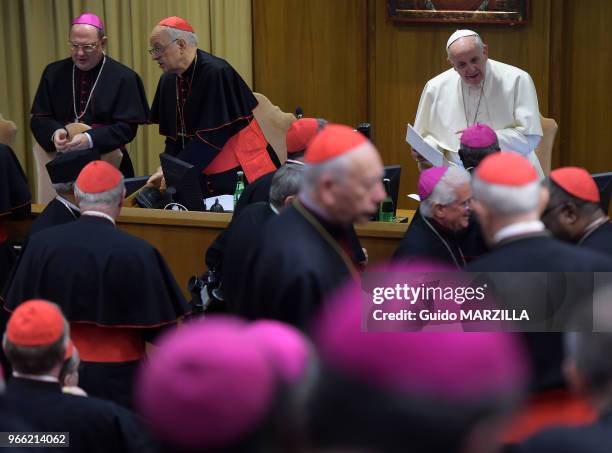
[302,153,351,195]
[164,26,198,47]
[419,166,471,218]
[447,35,485,58]
[270,164,305,209]
[472,176,541,216]
[52,182,74,195]
[74,178,124,210]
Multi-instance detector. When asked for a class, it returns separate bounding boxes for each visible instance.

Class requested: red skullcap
[417,167,449,201]
[7,300,65,347]
[158,16,194,33]
[286,118,321,154]
[460,123,497,148]
[305,124,370,164]
[476,152,538,186]
[550,167,600,203]
[76,160,122,193]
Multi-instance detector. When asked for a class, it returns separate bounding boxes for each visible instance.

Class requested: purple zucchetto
[245,320,311,385]
[136,317,277,450]
[417,166,449,201]
[460,123,498,148]
[71,13,105,32]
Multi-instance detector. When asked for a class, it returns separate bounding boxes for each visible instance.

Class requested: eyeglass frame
[69,41,101,53]
[148,39,178,57]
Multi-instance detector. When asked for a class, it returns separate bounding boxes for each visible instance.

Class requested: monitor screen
[592,172,612,215]
[160,153,205,211]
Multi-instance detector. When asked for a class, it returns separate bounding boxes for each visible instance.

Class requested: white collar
[493,220,545,244]
[269,203,280,215]
[12,371,59,383]
[285,159,305,166]
[81,210,116,226]
[55,195,80,214]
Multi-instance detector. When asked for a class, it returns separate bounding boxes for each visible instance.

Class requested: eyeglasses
[69,42,100,53]
[448,198,472,210]
[148,39,178,57]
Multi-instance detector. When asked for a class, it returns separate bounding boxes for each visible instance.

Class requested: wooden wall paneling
[252,0,368,127]
[370,0,551,208]
[561,0,612,172]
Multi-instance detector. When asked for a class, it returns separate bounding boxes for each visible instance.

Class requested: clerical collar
[81,210,116,225]
[13,371,59,384]
[494,220,545,244]
[269,203,280,215]
[285,159,305,166]
[55,195,80,216]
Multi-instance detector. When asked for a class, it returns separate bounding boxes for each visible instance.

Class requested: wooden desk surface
[7,204,413,297]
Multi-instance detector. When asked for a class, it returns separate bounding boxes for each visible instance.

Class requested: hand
[147,167,167,191]
[64,133,91,151]
[53,129,69,151]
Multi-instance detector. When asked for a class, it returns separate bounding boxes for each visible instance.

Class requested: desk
[6,205,412,297]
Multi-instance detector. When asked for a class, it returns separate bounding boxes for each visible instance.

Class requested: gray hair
[164,26,198,47]
[420,166,471,218]
[270,164,305,209]
[52,182,74,195]
[302,154,351,195]
[74,178,124,210]
[447,35,485,57]
[472,176,540,216]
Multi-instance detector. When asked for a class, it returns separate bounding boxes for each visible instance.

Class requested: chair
[535,116,558,176]
[0,113,17,146]
[252,92,296,164]
[32,122,124,204]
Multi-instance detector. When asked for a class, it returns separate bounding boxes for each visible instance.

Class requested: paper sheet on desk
[406,124,445,167]
[204,194,234,212]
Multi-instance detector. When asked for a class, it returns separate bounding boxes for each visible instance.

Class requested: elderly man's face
[69,24,106,72]
[149,26,182,74]
[326,146,386,225]
[447,37,488,86]
[435,182,472,231]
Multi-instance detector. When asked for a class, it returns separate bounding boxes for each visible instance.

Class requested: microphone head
[295,107,304,119]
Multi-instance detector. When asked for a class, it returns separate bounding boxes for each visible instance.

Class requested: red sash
[203,119,275,183]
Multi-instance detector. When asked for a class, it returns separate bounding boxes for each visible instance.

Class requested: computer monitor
[592,172,612,215]
[124,176,149,197]
[160,153,205,211]
[384,164,401,214]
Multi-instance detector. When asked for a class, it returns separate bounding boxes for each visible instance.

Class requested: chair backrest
[252,92,296,164]
[535,116,558,176]
[0,113,17,146]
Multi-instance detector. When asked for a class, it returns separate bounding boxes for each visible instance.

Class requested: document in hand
[406,124,445,167]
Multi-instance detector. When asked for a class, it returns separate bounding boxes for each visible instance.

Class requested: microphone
[295,107,304,119]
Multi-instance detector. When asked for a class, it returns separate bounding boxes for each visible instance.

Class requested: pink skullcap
[550,167,600,203]
[305,124,371,164]
[314,271,528,401]
[417,166,448,200]
[476,152,538,186]
[246,320,311,385]
[460,123,497,148]
[158,16,194,33]
[136,317,277,450]
[72,13,105,32]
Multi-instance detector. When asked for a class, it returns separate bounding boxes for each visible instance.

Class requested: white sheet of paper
[407,193,421,202]
[406,124,445,167]
[204,194,234,212]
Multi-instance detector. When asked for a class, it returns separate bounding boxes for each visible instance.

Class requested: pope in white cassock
[412,29,544,176]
